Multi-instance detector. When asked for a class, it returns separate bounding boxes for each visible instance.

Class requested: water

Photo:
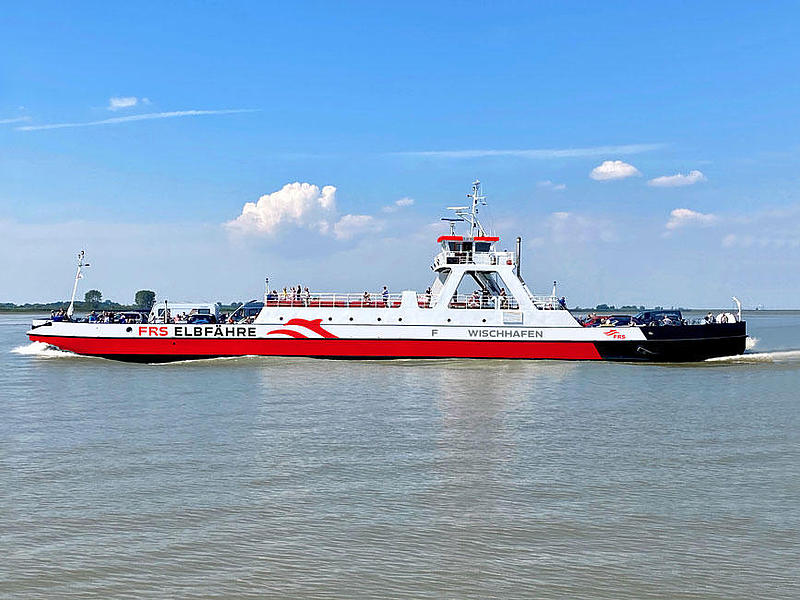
[2,311,799,599]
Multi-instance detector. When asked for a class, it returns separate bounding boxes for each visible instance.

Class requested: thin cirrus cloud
[16,109,260,131]
[589,160,641,181]
[537,180,567,191]
[391,143,664,159]
[648,170,707,187]
[0,116,31,124]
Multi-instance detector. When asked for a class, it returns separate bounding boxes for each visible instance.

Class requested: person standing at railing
[382,286,389,305]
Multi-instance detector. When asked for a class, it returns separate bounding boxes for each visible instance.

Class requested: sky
[2,1,800,308]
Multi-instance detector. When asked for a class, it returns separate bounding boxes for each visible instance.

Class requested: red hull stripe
[29,335,602,360]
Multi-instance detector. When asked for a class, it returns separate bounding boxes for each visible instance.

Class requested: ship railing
[531,295,566,310]
[416,293,520,309]
[264,292,404,308]
[433,251,516,268]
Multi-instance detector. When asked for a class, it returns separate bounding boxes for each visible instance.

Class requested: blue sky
[2,2,799,307]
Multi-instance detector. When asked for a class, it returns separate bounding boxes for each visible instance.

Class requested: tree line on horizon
[0,289,157,312]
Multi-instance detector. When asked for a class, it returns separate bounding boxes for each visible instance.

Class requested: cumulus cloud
[537,180,567,191]
[648,170,707,187]
[227,182,337,236]
[227,182,382,241]
[108,96,139,110]
[334,214,380,240]
[665,208,717,230]
[590,160,641,181]
[382,196,415,212]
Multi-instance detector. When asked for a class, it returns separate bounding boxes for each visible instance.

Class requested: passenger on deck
[303,287,311,305]
[559,296,567,309]
[705,312,714,324]
[499,287,508,308]
[468,290,480,308]
[481,288,490,308]
[382,286,389,304]
[363,291,370,303]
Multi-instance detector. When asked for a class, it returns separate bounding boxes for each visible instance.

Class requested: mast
[66,250,89,318]
[445,179,488,237]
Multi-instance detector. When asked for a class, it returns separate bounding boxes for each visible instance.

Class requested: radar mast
[444,179,488,237]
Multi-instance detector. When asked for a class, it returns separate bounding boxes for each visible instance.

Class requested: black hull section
[595,322,747,362]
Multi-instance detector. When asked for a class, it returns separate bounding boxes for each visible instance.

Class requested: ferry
[27,181,747,363]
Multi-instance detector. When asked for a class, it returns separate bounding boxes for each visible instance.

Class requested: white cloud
[590,160,641,181]
[227,182,337,236]
[721,233,800,249]
[108,96,139,111]
[648,170,707,187]
[537,180,567,191]
[665,208,717,230]
[546,211,618,243]
[392,143,664,159]
[333,214,380,240]
[0,116,30,124]
[16,108,259,131]
[382,196,415,212]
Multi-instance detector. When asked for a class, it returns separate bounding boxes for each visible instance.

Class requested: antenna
[732,296,742,322]
[66,250,90,318]
[440,217,462,235]
[444,180,488,237]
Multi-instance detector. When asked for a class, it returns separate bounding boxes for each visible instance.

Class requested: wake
[10,341,78,358]
[706,349,800,363]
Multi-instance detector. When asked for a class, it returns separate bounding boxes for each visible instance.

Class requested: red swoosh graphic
[285,318,338,339]
[266,329,309,339]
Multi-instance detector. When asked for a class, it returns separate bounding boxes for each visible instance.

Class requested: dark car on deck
[115,311,148,324]
[583,314,639,327]
[634,310,683,326]
[187,312,218,324]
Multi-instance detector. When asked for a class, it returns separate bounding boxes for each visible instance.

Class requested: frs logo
[138,326,169,336]
[604,329,626,340]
